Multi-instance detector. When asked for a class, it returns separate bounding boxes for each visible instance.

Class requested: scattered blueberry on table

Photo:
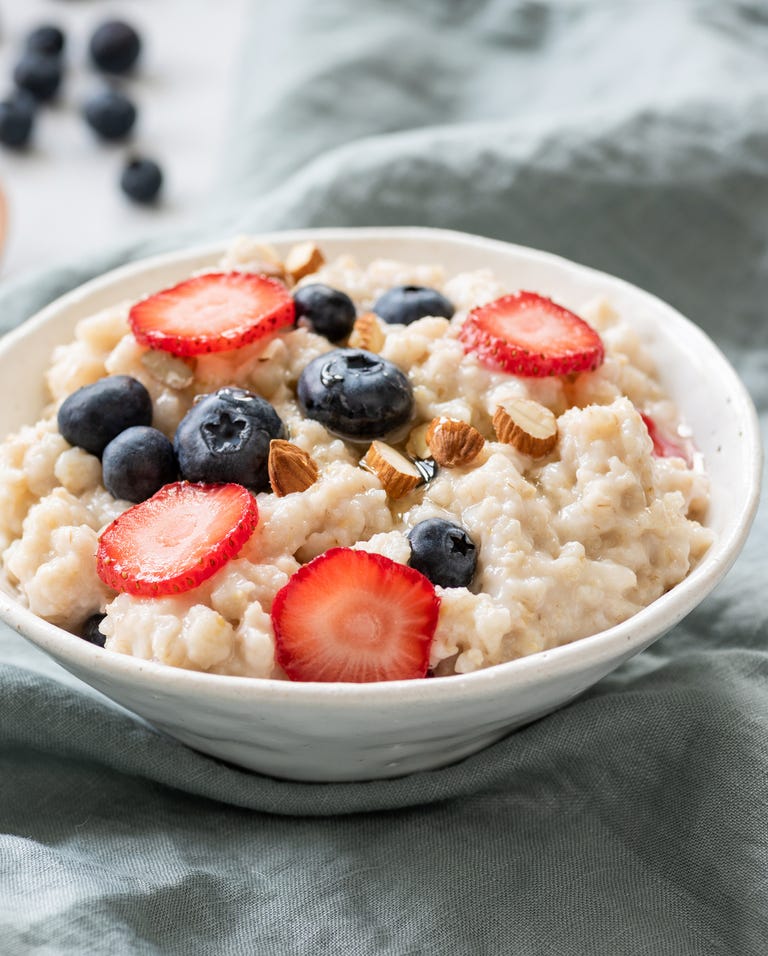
[407,518,478,588]
[0,93,35,148]
[293,284,357,343]
[1,15,166,206]
[83,87,137,140]
[120,157,164,204]
[25,24,66,57]
[89,20,142,74]
[13,50,63,101]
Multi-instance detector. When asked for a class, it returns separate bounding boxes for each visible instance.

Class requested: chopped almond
[425,418,484,468]
[493,398,558,457]
[362,441,422,498]
[285,242,326,282]
[405,422,432,460]
[348,312,385,353]
[268,440,319,496]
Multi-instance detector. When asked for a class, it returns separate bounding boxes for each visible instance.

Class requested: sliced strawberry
[640,412,692,466]
[128,272,294,357]
[272,548,440,683]
[458,291,604,377]
[97,481,259,597]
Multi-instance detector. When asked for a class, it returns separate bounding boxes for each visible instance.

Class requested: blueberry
[0,94,35,148]
[89,20,142,74]
[297,348,413,441]
[102,426,177,502]
[13,52,63,102]
[83,88,137,140]
[81,613,106,648]
[407,518,477,589]
[373,285,454,326]
[293,284,356,343]
[120,157,163,204]
[174,387,285,491]
[26,25,66,57]
[57,375,153,458]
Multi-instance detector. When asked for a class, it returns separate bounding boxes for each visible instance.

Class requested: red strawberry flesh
[272,548,440,683]
[458,291,604,377]
[97,482,259,597]
[129,272,294,357]
[640,412,692,465]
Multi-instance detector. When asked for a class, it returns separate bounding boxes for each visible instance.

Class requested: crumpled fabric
[1,1,766,953]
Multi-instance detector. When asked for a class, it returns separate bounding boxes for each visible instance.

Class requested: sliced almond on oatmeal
[268,440,319,496]
[243,244,288,282]
[362,441,422,498]
[348,311,385,353]
[493,398,558,457]
[405,422,432,460]
[425,418,484,468]
[285,242,326,282]
[141,349,195,389]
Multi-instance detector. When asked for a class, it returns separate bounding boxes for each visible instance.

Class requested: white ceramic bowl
[0,227,761,781]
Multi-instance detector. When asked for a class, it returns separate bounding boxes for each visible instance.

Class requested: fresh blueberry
[174,387,285,491]
[293,284,356,343]
[0,94,35,148]
[83,88,137,140]
[120,157,163,204]
[13,52,63,102]
[372,285,454,326]
[81,613,106,648]
[102,426,177,502]
[89,20,142,74]
[57,375,153,458]
[26,25,66,57]
[297,348,413,441]
[407,518,477,589]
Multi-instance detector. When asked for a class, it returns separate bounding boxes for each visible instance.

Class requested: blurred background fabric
[0,1,766,953]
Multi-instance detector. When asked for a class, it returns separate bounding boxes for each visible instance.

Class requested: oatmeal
[0,237,713,680]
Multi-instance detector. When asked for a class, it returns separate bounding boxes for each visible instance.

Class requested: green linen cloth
[1,1,766,952]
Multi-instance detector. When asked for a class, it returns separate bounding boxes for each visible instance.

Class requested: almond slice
[405,422,431,460]
[348,311,385,353]
[493,398,558,457]
[362,441,422,498]
[425,418,484,468]
[268,440,319,496]
[285,242,326,282]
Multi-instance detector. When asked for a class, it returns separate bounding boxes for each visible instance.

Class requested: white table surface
[0,0,246,282]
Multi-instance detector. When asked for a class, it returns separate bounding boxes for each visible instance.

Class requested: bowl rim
[0,225,762,705]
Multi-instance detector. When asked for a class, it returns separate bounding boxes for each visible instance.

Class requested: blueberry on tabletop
[26,24,66,57]
[102,426,177,502]
[89,20,142,74]
[407,518,477,589]
[81,613,107,648]
[57,375,153,458]
[174,387,285,491]
[297,348,414,441]
[373,285,454,326]
[0,94,35,148]
[83,88,137,140]
[120,157,163,204]
[293,284,356,343]
[13,52,63,101]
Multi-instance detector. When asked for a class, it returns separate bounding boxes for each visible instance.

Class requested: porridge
[0,237,713,681]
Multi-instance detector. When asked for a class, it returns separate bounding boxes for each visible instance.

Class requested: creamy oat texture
[0,236,713,678]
